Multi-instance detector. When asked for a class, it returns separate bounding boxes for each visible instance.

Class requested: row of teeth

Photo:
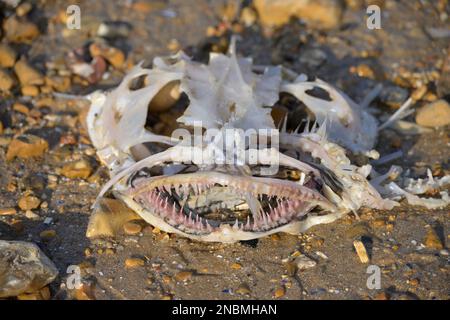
[136,185,306,233]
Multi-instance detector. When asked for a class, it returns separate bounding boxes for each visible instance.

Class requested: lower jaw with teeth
[131,180,318,237]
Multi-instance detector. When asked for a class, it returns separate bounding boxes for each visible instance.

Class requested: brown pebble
[230,262,242,270]
[374,292,389,300]
[89,42,125,69]
[123,221,143,235]
[353,240,369,263]
[415,99,450,128]
[0,44,17,68]
[175,271,193,282]
[160,294,173,300]
[74,283,96,300]
[424,228,443,250]
[13,102,30,114]
[18,195,41,210]
[408,278,420,286]
[6,134,48,161]
[0,207,17,216]
[125,257,145,268]
[3,16,40,43]
[372,218,386,228]
[40,229,56,239]
[16,2,33,17]
[235,283,251,295]
[273,286,286,298]
[21,85,39,96]
[0,69,15,92]
[148,81,180,113]
[60,159,93,179]
[14,58,44,86]
[17,287,51,300]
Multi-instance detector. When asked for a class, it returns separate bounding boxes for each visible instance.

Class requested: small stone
[230,262,242,270]
[270,233,281,241]
[424,228,444,250]
[295,255,317,270]
[104,248,115,255]
[374,292,389,300]
[0,44,17,68]
[411,86,427,101]
[254,0,344,29]
[3,16,40,43]
[45,75,71,92]
[97,21,132,38]
[415,99,450,128]
[14,58,44,86]
[60,159,92,179]
[18,195,41,210]
[86,198,141,238]
[299,48,328,69]
[74,283,95,300]
[408,278,420,286]
[17,287,51,300]
[89,42,125,69]
[123,221,142,235]
[372,218,386,228]
[379,85,409,109]
[273,286,286,298]
[0,208,17,216]
[174,271,193,282]
[13,102,29,114]
[240,7,257,26]
[16,2,33,16]
[0,240,58,298]
[0,69,15,92]
[353,240,369,263]
[235,283,251,295]
[125,257,145,268]
[39,229,56,240]
[21,85,39,96]
[160,294,173,300]
[6,134,48,160]
[84,248,92,257]
[351,64,376,79]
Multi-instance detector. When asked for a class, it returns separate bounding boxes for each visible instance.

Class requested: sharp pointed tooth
[299,172,306,185]
[233,219,239,230]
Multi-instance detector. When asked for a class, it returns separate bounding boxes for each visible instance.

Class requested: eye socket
[305,86,332,102]
[128,74,148,91]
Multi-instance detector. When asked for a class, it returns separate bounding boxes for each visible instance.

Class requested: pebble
[294,255,317,270]
[89,42,125,69]
[254,0,344,29]
[230,262,242,270]
[0,68,15,92]
[299,48,328,69]
[415,99,450,128]
[123,221,143,235]
[379,85,409,109]
[273,286,286,298]
[6,134,49,160]
[74,283,96,300]
[13,102,29,114]
[3,16,40,43]
[97,21,132,38]
[353,240,369,263]
[125,257,145,268]
[16,2,33,16]
[235,283,251,295]
[60,159,93,179]
[0,207,16,216]
[18,195,41,210]
[17,287,51,300]
[39,229,56,240]
[14,58,44,86]
[240,7,257,27]
[174,271,193,282]
[21,85,39,96]
[86,198,141,238]
[0,240,58,298]
[423,228,444,250]
[0,43,17,68]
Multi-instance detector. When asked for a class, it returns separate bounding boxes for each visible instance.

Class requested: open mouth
[129,171,335,235]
